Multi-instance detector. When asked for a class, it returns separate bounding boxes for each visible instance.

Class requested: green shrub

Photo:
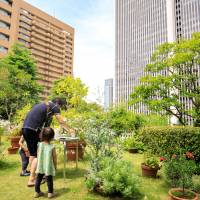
[123,135,145,152]
[142,114,168,126]
[106,106,145,136]
[163,153,196,192]
[143,154,160,169]
[192,175,200,193]
[86,158,143,199]
[139,126,200,162]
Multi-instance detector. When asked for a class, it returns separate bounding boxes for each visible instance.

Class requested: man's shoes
[34,192,45,198]
[48,193,56,198]
[20,171,30,176]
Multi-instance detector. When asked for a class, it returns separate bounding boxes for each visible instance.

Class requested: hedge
[139,126,200,162]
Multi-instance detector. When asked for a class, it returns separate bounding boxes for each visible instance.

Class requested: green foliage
[0,43,42,121]
[98,158,143,199]
[192,175,200,193]
[163,153,196,193]
[5,43,37,78]
[0,127,5,136]
[107,106,145,136]
[10,127,21,136]
[123,135,145,152]
[50,76,88,109]
[143,154,160,169]
[142,114,168,126]
[13,104,31,126]
[129,32,200,126]
[85,118,120,173]
[139,126,200,162]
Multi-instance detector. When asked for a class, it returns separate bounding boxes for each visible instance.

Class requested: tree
[0,43,42,121]
[5,43,37,78]
[50,76,88,109]
[129,32,200,126]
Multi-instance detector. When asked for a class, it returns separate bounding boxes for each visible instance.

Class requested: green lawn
[0,136,195,200]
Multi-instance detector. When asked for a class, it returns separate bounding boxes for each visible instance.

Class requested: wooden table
[59,136,79,181]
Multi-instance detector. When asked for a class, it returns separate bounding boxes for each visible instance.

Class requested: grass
[0,136,198,200]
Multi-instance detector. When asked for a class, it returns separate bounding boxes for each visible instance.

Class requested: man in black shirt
[22,97,75,186]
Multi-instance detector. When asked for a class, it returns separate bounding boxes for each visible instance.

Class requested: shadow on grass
[0,159,19,171]
[55,167,87,180]
[54,187,71,197]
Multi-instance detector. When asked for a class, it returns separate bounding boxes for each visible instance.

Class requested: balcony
[0,2,12,13]
[0,27,9,35]
[31,31,50,43]
[49,56,63,65]
[31,49,49,59]
[20,15,32,25]
[0,14,10,24]
[31,43,49,53]
[31,37,49,48]
[32,20,50,32]
[32,26,50,38]
[18,34,30,42]
[20,9,33,19]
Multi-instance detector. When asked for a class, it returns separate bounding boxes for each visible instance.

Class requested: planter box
[10,136,20,148]
[7,147,19,154]
[141,163,159,178]
[66,141,86,161]
[168,188,198,200]
[128,148,138,153]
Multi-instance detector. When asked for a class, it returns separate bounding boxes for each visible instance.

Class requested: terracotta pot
[141,163,159,178]
[66,141,86,161]
[128,148,138,153]
[168,188,198,200]
[7,147,19,154]
[10,136,20,148]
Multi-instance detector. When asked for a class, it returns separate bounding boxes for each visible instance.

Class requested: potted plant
[9,127,21,148]
[7,127,21,154]
[141,154,160,178]
[164,152,198,200]
[123,135,144,153]
[64,116,87,161]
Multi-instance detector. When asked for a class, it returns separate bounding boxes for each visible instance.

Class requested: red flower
[160,156,166,162]
[185,152,194,159]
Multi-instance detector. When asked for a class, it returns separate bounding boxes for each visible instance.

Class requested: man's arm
[55,114,75,134]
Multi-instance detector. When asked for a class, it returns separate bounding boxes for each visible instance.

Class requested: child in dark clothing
[19,135,30,176]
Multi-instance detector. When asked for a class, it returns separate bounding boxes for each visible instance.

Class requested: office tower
[115,0,200,117]
[104,78,113,110]
[0,0,74,97]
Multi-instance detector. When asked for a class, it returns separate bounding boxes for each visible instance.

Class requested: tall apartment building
[115,0,200,117]
[104,78,113,110]
[0,0,74,97]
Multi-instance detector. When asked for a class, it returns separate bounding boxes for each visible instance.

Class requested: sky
[25,0,115,104]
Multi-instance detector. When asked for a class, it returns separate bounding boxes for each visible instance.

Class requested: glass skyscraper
[115,0,200,119]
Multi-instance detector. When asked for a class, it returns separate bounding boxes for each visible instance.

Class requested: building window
[19,27,31,34]
[0,20,10,29]
[20,14,32,23]
[0,0,12,5]
[19,32,30,39]
[0,32,9,41]
[21,9,29,15]
[0,8,11,17]
[20,21,31,29]
[0,45,8,53]
[18,38,30,46]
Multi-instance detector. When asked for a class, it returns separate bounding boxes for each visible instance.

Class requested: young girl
[19,133,30,176]
[34,127,57,198]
